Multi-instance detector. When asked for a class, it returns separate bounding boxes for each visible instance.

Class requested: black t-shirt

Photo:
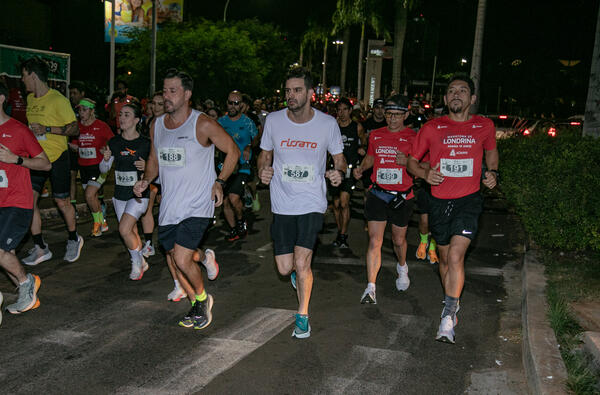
[362,117,387,137]
[108,134,151,200]
[340,121,361,166]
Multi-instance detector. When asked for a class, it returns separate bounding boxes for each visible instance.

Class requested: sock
[174,279,180,287]
[92,211,102,224]
[70,199,77,205]
[195,290,207,302]
[419,233,428,244]
[128,247,141,262]
[68,231,78,241]
[367,282,376,291]
[33,233,46,249]
[429,238,437,251]
[144,233,153,245]
[397,262,408,273]
[442,295,460,318]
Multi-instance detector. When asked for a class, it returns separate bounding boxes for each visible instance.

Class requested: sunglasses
[227,100,241,106]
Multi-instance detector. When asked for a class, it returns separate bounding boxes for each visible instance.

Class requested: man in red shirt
[408,74,499,344]
[0,82,51,322]
[353,95,416,304]
[72,98,114,236]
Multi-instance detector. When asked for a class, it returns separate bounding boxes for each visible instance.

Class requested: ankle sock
[367,282,376,292]
[33,234,46,249]
[419,233,428,244]
[68,231,78,241]
[429,238,437,251]
[196,291,207,302]
[144,233,153,245]
[442,295,459,318]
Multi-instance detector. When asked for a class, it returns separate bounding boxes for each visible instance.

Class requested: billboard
[104,0,184,43]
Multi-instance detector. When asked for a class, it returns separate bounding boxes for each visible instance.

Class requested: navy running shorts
[428,191,483,246]
[271,212,324,256]
[0,207,33,251]
[158,217,211,252]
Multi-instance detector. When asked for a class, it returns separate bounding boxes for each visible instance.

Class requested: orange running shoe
[415,242,427,260]
[428,249,439,264]
[91,222,102,237]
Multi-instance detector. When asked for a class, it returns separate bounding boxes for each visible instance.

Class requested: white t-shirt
[260,108,344,215]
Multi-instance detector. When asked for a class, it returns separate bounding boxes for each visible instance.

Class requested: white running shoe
[129,257,147,281]
[167,285,187,302]
[360,287,377,304]
[142,240,155,258]
[436,315,455,344]
[202,249,219,281]
[395,262,410,291]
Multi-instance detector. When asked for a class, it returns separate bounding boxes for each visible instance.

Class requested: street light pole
[149,0,157,95]
[109,0,115,98]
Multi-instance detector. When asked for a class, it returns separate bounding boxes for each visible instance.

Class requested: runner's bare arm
[325,152,347,187]
[482,148,499,189]
[257,150,274,185]
[357,123,367,156]
[354,154,374,179]
[134,123,158,196]
[0,144,51,171]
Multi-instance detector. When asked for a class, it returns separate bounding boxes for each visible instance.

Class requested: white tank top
[154,110,216,225]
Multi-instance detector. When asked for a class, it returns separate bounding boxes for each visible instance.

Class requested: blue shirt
[218,114,258,174]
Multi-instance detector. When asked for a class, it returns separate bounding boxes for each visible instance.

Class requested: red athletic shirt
[73,119,114,166]
[0,118,44,209]
[412,115,496,199]
[367,127,416,198]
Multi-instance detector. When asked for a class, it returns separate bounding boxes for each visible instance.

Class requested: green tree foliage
[117,19,294,99]
[498,130,600,251]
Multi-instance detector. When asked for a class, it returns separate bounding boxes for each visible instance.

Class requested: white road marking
[40,329,92,347]
[466,267,503,277]
[117,307,294,394]
[256,242,272,252]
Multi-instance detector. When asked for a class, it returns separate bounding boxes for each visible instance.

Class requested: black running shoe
[227,228,239,242]
[179,303,200,328]
[193,294,214,330]
[338,234,349,249]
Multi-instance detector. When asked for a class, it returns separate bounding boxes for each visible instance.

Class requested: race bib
[376,168,402,184]
[282,164,314,183]
[158,147,185,167]
[79,147,96,159]
[440,158,474,178]
[115,170,138,187]
[0,170,7,188]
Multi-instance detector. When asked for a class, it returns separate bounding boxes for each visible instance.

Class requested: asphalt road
[0,187,528,394]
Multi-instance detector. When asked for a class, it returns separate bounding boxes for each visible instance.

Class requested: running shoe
[416,241,427,260]
[41,187,49,198]
[338,234,349,249]
[168,285,187,302]
[360,287,377,304]
[227,228,239,242]
[179,303,199,328]
[237,221,248,239]
[202,249,219,281]
[142,240,155,258]
[441,301,460,327]
[435,315,455,344]
[91,222,102,237]
[292,313,311,339]
[395,262,410,291]
[6,274,41,314]
[332,234,342,247]
[427,249,439,264]
[101,219,109,233]
[129,257,148,281]
[22,245,53,266]
[290,271,297,290]
[64,235,84,262]
[193,294,214,330]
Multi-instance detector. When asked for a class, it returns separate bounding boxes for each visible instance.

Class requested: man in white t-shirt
[258,67,346,339]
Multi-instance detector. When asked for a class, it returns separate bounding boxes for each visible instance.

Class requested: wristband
[215,178,226,186]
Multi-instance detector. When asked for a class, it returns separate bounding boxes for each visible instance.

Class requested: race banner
[104,0,184,43]
[0,44,70,82]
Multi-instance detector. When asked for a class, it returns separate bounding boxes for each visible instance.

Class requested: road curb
[522,250,568,394]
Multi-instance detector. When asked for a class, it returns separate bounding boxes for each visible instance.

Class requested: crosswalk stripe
[116,307,295,394]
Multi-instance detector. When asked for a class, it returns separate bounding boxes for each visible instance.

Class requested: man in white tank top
[134,69,239,330]
[258,67,346,339]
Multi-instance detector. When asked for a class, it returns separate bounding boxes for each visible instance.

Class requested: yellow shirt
[26,89,76,163]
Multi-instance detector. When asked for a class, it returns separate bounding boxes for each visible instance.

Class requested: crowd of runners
[0,58,498,344]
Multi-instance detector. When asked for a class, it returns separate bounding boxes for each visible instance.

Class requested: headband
[78,99,95,109]
[385,104,408,111]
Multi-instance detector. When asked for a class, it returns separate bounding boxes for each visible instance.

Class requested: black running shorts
[364,190,414,227]
[158,217,211,252]
[0,207,33,251]
[428,191,483,246]
[31,149,71,199]
[271,212,324,256]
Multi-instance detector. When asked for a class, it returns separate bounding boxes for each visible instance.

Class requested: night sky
[2,0,598,114]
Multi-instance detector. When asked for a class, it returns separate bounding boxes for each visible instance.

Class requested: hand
[100,145,112,161]
[259,166,274,185]
[326,169,343,187]
[0,143,17,164]
[134,157,145,171]
[395,151,407,166]
[133,179,149,197]
[482,171,498,189]
[30,123,45,136]
[212,182,224,207]
[425,163,444,186]
[353,166,363,180]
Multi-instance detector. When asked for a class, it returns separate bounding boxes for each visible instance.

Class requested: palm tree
[469,0,487,114]
[332,0,387,100]
[584,4,600,138]
[391,0,418,94]
[301,23,330,93]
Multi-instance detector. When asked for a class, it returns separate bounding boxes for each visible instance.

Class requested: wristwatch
[215,178,226,186]
[45,126,51,133]
[16,156,24,165]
